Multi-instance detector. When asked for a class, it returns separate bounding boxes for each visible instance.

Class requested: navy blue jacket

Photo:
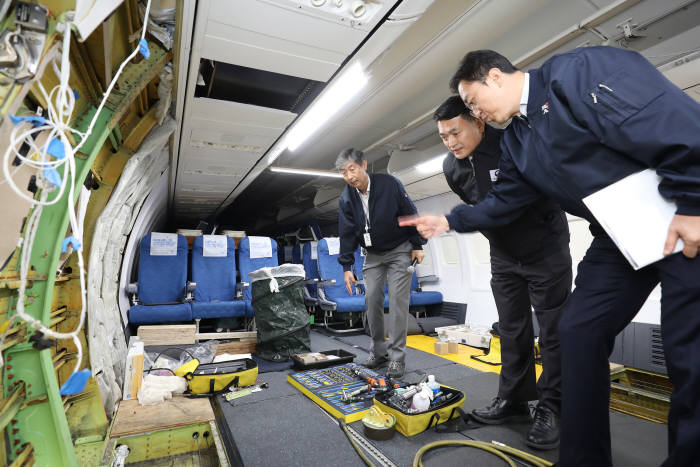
[338,173,425,271]
[443,125,569,264]
[446,46,700,235]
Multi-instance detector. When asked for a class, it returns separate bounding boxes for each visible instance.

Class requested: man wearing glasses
[336,148,425,378]
[402,47,700,466]
[434,95,571,450]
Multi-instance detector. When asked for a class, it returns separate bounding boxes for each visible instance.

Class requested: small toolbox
[291,349,355,370]
[373,386,465,437]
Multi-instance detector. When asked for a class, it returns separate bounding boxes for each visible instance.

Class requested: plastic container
[411,386,432,411]
[427,375,440,397]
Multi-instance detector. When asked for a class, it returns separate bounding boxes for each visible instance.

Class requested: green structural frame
[3,39,168,466]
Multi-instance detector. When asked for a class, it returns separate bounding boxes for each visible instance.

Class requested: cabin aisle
[215,330,667,466]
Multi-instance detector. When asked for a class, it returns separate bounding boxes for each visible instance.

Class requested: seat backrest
[352,247,365,280]
[291,244,302,264]
[191,235,237,302]
[317,238,352,301]
[302,241,320,280]
[238,236,279,300]
[138,232,188,304]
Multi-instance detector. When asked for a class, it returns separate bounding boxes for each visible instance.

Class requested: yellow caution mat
[406,335,542,379]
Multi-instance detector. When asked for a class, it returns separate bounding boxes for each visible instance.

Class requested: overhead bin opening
[194,60,326,113]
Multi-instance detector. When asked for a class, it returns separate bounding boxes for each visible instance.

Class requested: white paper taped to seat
[203,235,227,257]
[326,237,340,256]
[248,236,272,259]
[150,232,178,256]
[310,241,318,260]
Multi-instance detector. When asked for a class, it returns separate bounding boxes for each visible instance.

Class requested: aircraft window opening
[438,235,460,265]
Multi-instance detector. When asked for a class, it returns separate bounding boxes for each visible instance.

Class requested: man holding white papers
[401,47,700,466]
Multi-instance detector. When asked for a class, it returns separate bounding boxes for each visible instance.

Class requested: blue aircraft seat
[302,241,320,296]
[316,238,365,313]
[291,244,302,264]
[238,236,279,316]
[408,271,443,307]
[128,233,192,325]
[190,235,248,319]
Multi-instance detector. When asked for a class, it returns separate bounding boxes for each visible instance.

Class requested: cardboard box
[434,341,448,355]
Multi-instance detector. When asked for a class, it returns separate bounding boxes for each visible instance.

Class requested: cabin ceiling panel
[404,174,451,200]
[190,97,296,128]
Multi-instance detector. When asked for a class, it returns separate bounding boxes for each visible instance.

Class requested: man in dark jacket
[434,95,571,449]
[402,47,700,467]
[337,148,425,378]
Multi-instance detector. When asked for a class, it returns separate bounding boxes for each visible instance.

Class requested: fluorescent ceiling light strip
[270,166,343,178]
[415,153,447,173]
[286,63,368,152]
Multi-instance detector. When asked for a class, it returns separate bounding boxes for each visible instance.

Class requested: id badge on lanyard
[363,221,372,247]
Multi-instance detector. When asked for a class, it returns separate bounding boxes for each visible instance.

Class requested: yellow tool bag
[175,358,258,394]
[374,386,465,437]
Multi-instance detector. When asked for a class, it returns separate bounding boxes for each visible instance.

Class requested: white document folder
[582,169,684,270]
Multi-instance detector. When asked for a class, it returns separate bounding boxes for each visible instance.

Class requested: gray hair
[335,148,364,170]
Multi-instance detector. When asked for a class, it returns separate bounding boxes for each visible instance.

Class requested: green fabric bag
[250,264,311,362]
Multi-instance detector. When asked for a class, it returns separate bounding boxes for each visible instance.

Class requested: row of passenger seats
[128,233,278,325]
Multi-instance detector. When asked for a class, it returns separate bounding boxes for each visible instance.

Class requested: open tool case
[287,363,383,422]
[374,386,465,437]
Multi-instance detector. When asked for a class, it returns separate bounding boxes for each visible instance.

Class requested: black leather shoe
[364,353,388,369]
[526,405,560,450]
[471,397,532,425]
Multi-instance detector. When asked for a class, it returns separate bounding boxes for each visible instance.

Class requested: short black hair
[433,95,476,124]
[449,50,518,93]
[335,148,364,170]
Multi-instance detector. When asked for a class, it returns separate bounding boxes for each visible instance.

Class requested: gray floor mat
[219,330,667,466]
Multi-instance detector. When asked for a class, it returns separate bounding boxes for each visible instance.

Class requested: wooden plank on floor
[137,325,196,346]
[216,339,256,355]
[110,396,215,438]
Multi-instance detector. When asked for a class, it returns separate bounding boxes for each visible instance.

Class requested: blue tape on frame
[43,167,62,187]
[138,39,150,59]
[60,369,91,396]
[47,139,66,159]
[61,236,82,252]
[9,115,47,127]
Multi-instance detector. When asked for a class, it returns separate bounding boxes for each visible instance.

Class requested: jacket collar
[526,67,547,117]
[473,124,502,158]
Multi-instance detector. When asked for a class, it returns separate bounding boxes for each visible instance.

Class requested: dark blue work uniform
[446,46,700,466]
[443,125,572,415]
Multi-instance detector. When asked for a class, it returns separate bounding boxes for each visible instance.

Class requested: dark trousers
[559,233,700,467]
[490,249,572,413]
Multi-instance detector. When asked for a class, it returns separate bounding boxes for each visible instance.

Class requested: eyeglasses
[464,100,480,117]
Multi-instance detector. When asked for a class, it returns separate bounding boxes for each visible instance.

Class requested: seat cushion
[333,295,366,313]
[409,291,443,307]
[191,300,248,319]
[129,303,192,325]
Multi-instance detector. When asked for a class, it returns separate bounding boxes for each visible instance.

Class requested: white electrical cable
[0,0,153,376]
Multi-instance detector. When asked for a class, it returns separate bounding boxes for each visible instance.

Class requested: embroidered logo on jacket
[541,102,550,115]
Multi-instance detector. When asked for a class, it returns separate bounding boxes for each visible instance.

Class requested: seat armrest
[235,282,249,298]
[185,281,196,301]
[417,275,439,284]
[304,278,318,285]
[318,279,336,287]
[126,283,139,305]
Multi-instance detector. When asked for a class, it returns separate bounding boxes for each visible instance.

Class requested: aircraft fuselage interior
[0,0,698,465]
